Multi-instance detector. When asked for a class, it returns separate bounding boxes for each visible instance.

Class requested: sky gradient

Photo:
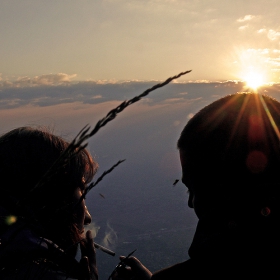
[1,0,280,83]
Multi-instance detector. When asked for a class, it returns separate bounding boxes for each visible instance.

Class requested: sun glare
[244,70,265,90]
[231,47,273,91]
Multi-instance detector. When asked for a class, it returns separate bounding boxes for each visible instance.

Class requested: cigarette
[94,242,115,256]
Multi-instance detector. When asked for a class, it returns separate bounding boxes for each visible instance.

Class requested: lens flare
[5,215,17,225]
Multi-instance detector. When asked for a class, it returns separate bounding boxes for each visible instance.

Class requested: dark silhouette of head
[177,93,280,223]
[0,126,98,249]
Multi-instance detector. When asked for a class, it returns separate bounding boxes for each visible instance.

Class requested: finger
[81,231,96,261]
[79,256,90,280]
[80,230,98,280]
[119,256,141,268]
[86,230,98,279]
[119,256,152,280]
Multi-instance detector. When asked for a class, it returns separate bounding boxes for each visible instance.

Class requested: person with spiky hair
[0,126,99,279]
[112,92,280,279]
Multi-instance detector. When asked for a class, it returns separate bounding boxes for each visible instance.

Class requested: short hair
[177,93,280,215]
[0,126,98,226]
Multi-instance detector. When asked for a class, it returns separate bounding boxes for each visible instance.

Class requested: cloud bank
[1,73,269,110]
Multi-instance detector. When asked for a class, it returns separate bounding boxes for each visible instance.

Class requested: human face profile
[73,188,92,235]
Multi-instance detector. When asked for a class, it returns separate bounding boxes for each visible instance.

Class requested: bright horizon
[1,0,280,84]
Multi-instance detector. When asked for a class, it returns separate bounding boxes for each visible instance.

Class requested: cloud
[258,28,266,33]
[239,25,248,31]
[256,28,280,41]
[0,73,77,88]
[92,95,103,99]
[1,79,275,110]
[237,15,255,22]
[163,97,185,103]
[2,77,189,109]
[267,29,280,41]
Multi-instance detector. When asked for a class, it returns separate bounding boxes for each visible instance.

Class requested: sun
[244,70,265,90]
[230,47,272,91]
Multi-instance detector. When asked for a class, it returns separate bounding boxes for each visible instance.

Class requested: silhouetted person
[112,92,280,279]
[0,127,98,279]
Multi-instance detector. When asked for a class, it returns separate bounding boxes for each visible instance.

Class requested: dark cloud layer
[2,80,278,110]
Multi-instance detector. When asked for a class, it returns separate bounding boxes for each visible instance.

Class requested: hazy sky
[1,0,280,83]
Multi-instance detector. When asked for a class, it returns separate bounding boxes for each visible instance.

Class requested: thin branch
[79,159,126,203]
[86,160,126,193]
[49,160,125,217]
[23,70,192,198]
